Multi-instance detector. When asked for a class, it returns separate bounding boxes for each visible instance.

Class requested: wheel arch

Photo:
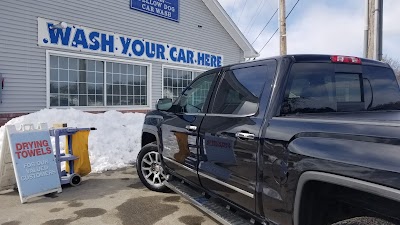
[294,171,400,225]
[142,125,159,147]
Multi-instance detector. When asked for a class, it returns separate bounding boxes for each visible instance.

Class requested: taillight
[331,55,362,64]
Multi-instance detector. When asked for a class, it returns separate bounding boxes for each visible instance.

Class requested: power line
[251,8,278,44]
[244,0,268,35]
[237,0,249,24]
[258,28,279,53]
[286,0,301,19]
[258,0,301,54]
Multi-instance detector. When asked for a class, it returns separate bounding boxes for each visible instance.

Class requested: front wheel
[136,143,170,192]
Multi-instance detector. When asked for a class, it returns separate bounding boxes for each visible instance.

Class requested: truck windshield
[282,63,400,115]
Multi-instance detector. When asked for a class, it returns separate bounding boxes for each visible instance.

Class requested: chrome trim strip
[163,156,254,199]
[274,117,400,128]
[162,156,197,174]
[145,115,164,119]
[204,113,256,118]
[197,172,254,199]
[294,171,400,225]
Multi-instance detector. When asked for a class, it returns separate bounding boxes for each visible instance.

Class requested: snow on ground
[0,109,145,172]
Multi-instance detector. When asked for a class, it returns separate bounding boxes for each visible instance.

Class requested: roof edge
[202,0,260,58]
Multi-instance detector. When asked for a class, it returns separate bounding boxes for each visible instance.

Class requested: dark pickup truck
[137,55,400,225]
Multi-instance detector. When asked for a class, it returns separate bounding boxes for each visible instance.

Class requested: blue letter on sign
[101,34,114,53]
[120,37,132,55]
[177,49,187,63]
[132,40,144,57]
[187,50,194,64]
[47,23,71,46]
[156,44,166,60]
[198,53,205,66]
[89,32,100,50]
[72,29,88,49]
[170,47,178,62]
[217,56,222,67]
[145,41,156,59]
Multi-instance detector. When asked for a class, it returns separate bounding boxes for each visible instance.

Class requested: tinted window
[211,66,268,115]
[174,73,215,113]
[282,63,400,115]
[335,74,362,102]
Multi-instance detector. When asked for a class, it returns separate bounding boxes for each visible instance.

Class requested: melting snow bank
[0,109,145,173]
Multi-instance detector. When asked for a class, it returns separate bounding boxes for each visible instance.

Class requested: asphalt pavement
[0,166,218,225]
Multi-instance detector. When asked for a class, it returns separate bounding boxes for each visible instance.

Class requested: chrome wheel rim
[141,151,168,187]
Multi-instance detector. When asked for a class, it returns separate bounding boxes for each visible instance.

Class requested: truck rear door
[197,61,277,212]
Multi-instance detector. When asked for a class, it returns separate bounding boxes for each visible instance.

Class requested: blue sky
[217,0,400,60]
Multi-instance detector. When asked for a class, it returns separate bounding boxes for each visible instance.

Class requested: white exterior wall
[0,0,244,113]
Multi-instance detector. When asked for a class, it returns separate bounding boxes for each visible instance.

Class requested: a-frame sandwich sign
[0,123,61,203]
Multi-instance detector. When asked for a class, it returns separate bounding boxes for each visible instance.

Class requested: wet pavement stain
[49,208,64,213]
[178,215,206,225]
[163,196,181,202]
[127,179,146,189]
[116,196,179,225]
[74,208,107,219]
[67,200,83,208]
[44,193,59,198]
[89,173,101,177]
[1,221,21,225]
[41,218,73,225]
[103,171,114,176]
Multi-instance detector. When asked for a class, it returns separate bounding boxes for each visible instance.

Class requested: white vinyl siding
[0,0,244,113]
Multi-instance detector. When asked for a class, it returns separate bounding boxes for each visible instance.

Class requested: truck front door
[161,70,220,186]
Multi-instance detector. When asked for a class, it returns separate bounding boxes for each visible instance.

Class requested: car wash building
[0,0,258,125]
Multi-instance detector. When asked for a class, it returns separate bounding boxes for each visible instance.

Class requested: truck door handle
[235,132,255,140]
[185,125,197,132]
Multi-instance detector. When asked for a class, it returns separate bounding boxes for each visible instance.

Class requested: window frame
[46,50,152,111]
[161,64,207,100]
[209,66,270,117]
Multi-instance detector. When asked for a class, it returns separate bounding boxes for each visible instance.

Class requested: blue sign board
[38,18,223,68]
[5,124,61,203]
[130,0,179,22]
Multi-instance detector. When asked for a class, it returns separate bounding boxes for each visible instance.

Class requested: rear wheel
[136,143,169,192]
[332,217,396,225]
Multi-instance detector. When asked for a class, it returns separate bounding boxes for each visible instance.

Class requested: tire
[69,174,82,186]
[332,217,397,225]
[136,142,170,192]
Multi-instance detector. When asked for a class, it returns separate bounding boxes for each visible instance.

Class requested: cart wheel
[70,174,82,186]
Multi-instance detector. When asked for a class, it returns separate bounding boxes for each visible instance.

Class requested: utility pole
[374,0,383,61]
[279,0,287,55]
[365,0,383,60]
[367,0,375,59]
[363,0,369,58]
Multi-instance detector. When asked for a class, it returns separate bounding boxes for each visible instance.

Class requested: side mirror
[156,98,173,111]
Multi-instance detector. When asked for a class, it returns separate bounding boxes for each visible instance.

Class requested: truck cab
[137,55,400,225]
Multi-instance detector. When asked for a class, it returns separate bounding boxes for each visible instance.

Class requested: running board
[164,180,254,225]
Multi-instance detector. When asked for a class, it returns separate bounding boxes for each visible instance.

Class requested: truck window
[174,73,215,113]
[211,65,270,115]
[282,63,400,115]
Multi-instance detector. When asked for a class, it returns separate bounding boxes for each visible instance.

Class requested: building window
[106,62,147,106]
[49,55,148,107]
[163,68,205,100]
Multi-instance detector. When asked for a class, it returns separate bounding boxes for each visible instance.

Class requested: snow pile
[0,109,145,172]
